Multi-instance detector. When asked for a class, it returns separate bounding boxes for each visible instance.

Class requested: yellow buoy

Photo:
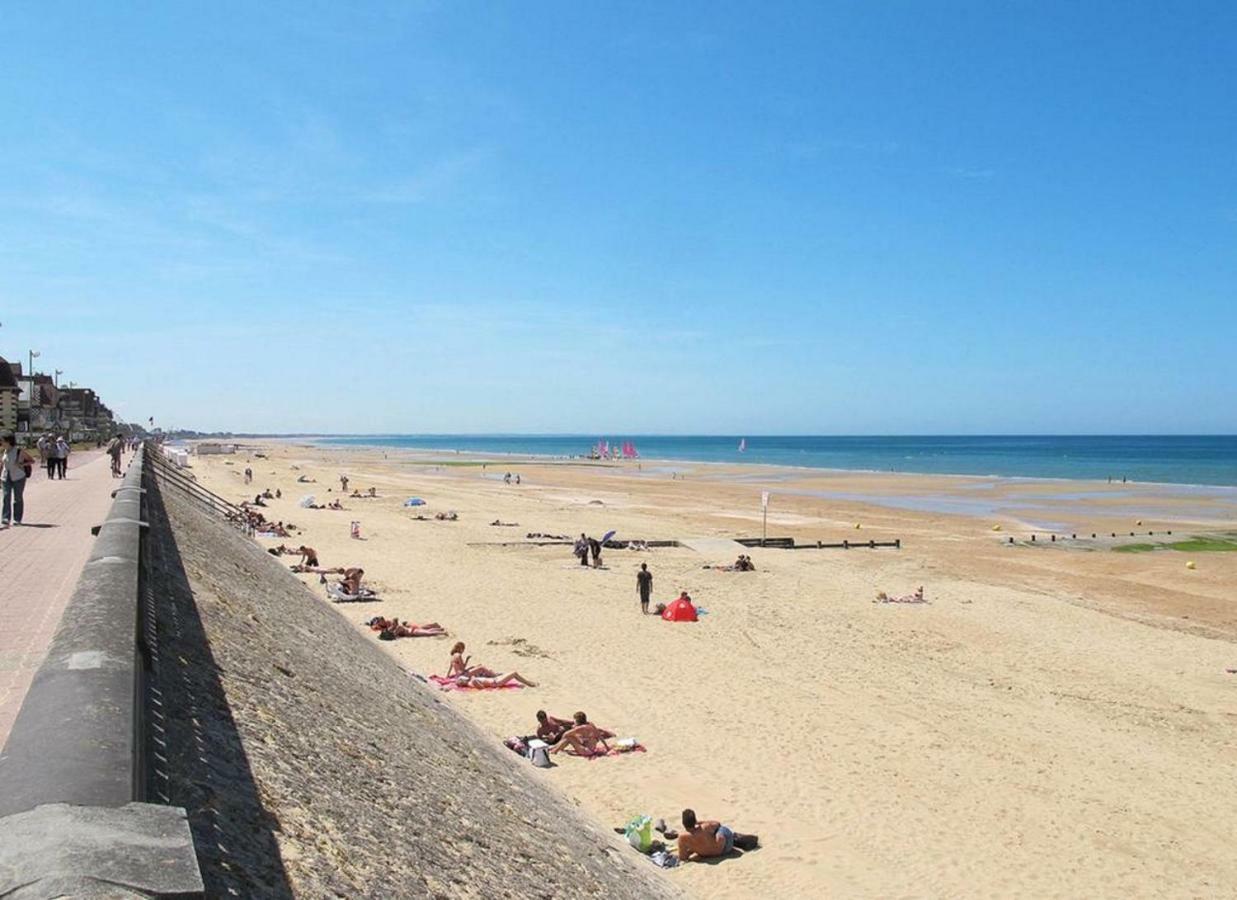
[1186,560,1196,570]
[854,523,861,529]
[991,524,1002,531]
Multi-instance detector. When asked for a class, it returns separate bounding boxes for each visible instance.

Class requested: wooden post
[761,491,769,547]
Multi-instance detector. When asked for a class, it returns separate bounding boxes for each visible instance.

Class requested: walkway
[0,451,119,750]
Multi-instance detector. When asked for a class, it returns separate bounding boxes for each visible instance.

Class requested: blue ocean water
[316,435,1237,487]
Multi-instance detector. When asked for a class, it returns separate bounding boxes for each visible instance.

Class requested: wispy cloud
[355,148,494,204]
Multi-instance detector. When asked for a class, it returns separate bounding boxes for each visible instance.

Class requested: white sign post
[761,491,770,546]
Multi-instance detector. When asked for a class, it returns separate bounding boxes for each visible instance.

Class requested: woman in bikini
[448,641,497,678]
[456,671,537,688]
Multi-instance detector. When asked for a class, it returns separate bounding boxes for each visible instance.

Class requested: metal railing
[145,445,251,531]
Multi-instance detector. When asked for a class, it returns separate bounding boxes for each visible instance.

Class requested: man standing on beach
[636,563,652,614]
[55,435,69,479]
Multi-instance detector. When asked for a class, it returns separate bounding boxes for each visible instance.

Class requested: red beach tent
[661,596,698,622]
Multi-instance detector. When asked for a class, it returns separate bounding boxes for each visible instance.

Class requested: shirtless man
[550,712,611,756]
[341,567,364,595]
[676,808,759,861]
[535,710,573,744]
[297,545,319,567]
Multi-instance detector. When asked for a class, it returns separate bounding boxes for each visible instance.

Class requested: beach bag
[378,628,396,641]
[624,815,654,853]
[529,746,551,768]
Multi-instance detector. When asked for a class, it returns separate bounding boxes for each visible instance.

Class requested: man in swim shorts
[636,563,652,614]
[676,808,759,861]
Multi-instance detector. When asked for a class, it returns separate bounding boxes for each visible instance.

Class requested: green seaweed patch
[1112,543,1157,553]
[1165,537,1237,552]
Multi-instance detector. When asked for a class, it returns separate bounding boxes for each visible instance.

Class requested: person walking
[107,436,124,477]
[54,435,70,479]
[43,434,57,479]
[636,562,652,614]
[1,433,35,528]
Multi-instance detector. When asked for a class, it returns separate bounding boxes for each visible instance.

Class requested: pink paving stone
[0,451,122,751]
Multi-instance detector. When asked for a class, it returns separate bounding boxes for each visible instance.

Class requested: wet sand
[192,443,1237,899]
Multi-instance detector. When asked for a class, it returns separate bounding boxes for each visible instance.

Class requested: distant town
[0,351,140,441]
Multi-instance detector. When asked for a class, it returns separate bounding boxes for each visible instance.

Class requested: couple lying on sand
[875,586,925,603]
[535,710,615,756]
[448,642,537,687]
[367,616,447,638]
[704,554,756,572]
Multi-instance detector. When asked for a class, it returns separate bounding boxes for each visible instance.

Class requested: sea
[316,435,1237,487]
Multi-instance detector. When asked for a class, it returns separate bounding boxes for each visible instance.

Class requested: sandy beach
[191,443,1237,899]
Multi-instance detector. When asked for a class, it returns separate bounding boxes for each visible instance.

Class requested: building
[0,356,18,433]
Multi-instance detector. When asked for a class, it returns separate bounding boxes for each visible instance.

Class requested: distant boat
[738,438,747,453]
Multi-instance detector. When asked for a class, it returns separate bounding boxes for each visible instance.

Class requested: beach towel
[563,741,646,760]
[327,584,379,603]
[429,675,524,692]
[404,497,426,506]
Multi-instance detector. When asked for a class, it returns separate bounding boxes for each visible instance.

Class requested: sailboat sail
[738,438,747,453]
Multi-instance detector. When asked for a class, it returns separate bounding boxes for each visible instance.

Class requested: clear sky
[1,1,1234,434]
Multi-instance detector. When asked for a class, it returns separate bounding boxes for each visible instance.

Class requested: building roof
[0,357,17,390]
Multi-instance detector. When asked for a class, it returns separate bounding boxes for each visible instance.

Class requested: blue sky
[1,1,1234,434]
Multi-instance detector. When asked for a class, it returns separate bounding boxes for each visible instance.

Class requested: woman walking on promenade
[1,433,36,528]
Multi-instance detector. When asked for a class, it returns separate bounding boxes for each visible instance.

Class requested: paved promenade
[0,451,118,750]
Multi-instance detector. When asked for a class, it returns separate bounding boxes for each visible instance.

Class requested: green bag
[624,815,654,853]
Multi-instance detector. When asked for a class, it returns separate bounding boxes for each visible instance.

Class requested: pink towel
[571,743,647,760]
[429,674,524,692]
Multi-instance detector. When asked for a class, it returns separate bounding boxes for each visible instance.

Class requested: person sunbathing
[876,586,925,603]
[456,671,537,688]
[327,499,344,510]
[368,616,446,637]
[367,487,377,497]
[447,641,497,678]
[535,710,573,744]
[296,475,316,483]
[676,808,759,861]
[550,712,611,756]
[435,511,458,521]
